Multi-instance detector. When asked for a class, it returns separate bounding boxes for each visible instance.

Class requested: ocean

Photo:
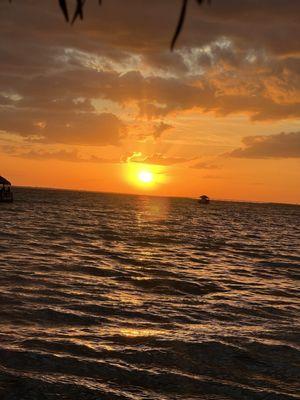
[0,187,299,400]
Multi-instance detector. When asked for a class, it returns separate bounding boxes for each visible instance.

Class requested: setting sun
[123,163,168,192]
[138,170,153,184]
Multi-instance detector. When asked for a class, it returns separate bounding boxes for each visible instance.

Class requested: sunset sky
[0,0,299,203]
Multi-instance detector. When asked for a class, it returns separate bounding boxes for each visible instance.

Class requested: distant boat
[198,195,210,204]
[0,176,13,203]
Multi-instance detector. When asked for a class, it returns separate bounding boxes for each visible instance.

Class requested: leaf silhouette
[171,0,211,50]
[58,0,69,22]
[71,0,86,25]
[171,0,188,51]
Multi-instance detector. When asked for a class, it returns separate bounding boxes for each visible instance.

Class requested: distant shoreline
[12,185,300,207]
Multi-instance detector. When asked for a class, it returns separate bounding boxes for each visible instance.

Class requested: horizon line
[12,184,300,207]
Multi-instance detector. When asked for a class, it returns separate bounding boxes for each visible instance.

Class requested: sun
[124,163,166,190]
[138,170,153,184]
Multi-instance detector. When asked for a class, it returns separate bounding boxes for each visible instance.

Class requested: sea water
[0,187,299,399]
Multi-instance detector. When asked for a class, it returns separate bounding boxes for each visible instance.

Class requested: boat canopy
[0,176,11,185]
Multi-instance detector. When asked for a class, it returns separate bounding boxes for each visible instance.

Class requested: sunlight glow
[124,163,168,191]
[138,170,153,184]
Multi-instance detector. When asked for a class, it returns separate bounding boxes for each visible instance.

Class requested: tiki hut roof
[0,176,11,185]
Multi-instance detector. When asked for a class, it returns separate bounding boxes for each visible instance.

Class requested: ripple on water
[0,188,299,400]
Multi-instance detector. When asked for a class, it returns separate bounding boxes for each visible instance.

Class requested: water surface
[0,188,299,399]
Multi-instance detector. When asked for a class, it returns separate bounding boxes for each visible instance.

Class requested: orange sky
[0,1,299,203]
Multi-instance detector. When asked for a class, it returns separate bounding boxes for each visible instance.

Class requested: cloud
[152,122,173,139]
[1,145,118,163]
[228,131,300,158]
[126,151,190,166]
[202,174,225,180]
[191,160,221,169]
[0,0,299,151]
[0,109,126,146]
[4,1,299,57]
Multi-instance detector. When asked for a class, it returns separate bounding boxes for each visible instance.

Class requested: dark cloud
[228,131,300,158]
[0,0,299,148]
[0,109,126,146]
[4,1,299,56]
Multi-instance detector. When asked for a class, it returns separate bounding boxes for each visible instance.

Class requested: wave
[0,188,299,399]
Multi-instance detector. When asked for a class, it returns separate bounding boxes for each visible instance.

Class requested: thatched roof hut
[0,176,11,185]
[0,176,13,202]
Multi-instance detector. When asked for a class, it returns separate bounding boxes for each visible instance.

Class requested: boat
[0,176,13,203]
[198,195,210,204]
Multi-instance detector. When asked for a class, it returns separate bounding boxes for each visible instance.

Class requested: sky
[0,0,299,203]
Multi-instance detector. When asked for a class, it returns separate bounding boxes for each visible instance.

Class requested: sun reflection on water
[135,196,171,224]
